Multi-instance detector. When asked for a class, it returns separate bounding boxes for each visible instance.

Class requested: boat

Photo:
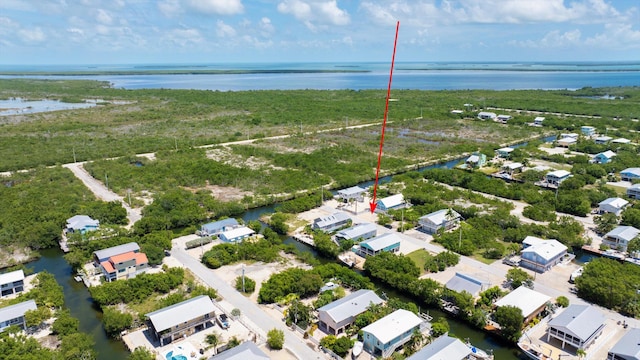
[339,253,356,268]
[74,275,83,282]
[466,339,493,360]
[518,342,552,360]
[352,341,363,359]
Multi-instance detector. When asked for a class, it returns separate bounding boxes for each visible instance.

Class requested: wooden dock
[292,233,315,247]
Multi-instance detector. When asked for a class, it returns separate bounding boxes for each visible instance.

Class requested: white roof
[336,223,377,240]
[318,289,384,324]
[605,226,640,242]
[146,295,215,333]
[597,150,616,159]
[534,116,545,121]
[548,305,605,342]
[599,197,628,209]
[220,226,255,239]
[420,209,460,225]
[522,238,567,262]
[546,169,571,178]
[495,286,551,318]
[407,335,472,360]
[0,299,37,324]
[66,215,99,230]
[478,111,496,117]
[451,110,464,114]
[612,138,631,144]
[337,186,366,196]
[445,273,489,297]
[377,194,405,209]
[595,136,612,141]
[362,309,422,344]
[497,147,514,153]
[210,341,270,360]
[622,168,640,176]
[557,137,577,144]
[360,233,402,252]
[314,212,351,228]
[497,114,512,119]
[0,269,24,285]
[503,162,523,170]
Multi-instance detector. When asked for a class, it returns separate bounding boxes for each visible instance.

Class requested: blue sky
[1,0,639,65]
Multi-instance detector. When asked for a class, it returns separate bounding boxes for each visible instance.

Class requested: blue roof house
[362,309,424,358]
[200,218,239,236]
[593,150,616,164]
[621,168,640,182]
[496,147,514,159]
[358,233,401,257]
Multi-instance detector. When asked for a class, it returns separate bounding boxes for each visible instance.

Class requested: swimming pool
[164,343,197,360]
[165,350,188,360]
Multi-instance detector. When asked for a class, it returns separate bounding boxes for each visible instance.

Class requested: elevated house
[218,226,255,243]
[337,186,367,203]
[520,236,567,273]
[362,309,424,358]
[494,286,551,324]
[545,170,571,187]
[496,114,512,123]
[100,251,149,282]
[312,212,351,232]
[598,197,629,216]
[146,295,216,346]
[406,335,473,360]
[603,226,640,251]
[477,112,497,120]
[612,138,632,145]
[560,133,579,140]
[502,162,524,175]
[317,289,384,335]
[465,152,487,168]
[581,126,597,137]
[375,194,408,213]
[335,223,377,243]
[200,218,239,237]
[496,147,514,159]
[627,183,640,200]
[621,168,640,182]
[557,137,577,148]
[0,299,37,332]
[445,273,490,298]
[593,150,616,164]
[534,116,545,126]
[0,270,25,298]
[209,341,270,360]
[607,327,640,360]
[93,242,140,264]
[65,215,99,234]
[547,305,605,350]
[419,209,461,234]
[595,135,613,144]
[357,233,401,257]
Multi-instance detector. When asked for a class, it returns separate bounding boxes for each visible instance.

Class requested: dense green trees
[320,335,353,357]
[235,275,256,294]
[258,268,323,303]
[102,308,133,337]
[128,347,156,360]
[506,268,533,289]
[313,231,340,258]
[89,267,184,306]
[423,251,460,272]
[495,305,524,343]
[286,300,313,328]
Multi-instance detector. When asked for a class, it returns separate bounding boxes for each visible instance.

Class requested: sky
[1,0,639,65]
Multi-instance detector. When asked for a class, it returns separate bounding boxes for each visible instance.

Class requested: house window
[204,313,210,319]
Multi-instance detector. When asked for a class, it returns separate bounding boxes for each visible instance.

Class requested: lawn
[407,249,432,275]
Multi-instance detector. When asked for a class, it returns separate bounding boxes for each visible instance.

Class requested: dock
[292,233,315,247]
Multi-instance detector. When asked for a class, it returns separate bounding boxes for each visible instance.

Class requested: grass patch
[604,183,629,196]
[407,249,432,275]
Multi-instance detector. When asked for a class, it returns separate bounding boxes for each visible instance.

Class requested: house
[419,209,461,234]
[545,170,571,187]
[477,112,497,120]
[494,286,551,324]
[627,184,640,200]
[200,218,239,237]
[100,251,149,282]
[317,289,384,335]
[445,273,490,297]
[502,162,523,175]
[335,223,377,243]
[621,168,640,182]
[65,215,99,234]
[603,226,640,251]
[560,133,579,140]
[337,186,367,203]
[219,226,255,243]
[451,109,464,115]
[146,295,216,346]
[0,299,37,332]
[607,327,640,360]
[612,138,632,145]
[496,147,514,159]
[406,335,473,360]
[0,270,25,298]
[93,242,140,264]
[209,341,270,360]
[375,194,408,213]
[497,114,512,123]
[313,212,351,232]
[598,197,629,216]
[520,236,568,273]
[465,152,486,168]
[362,309,424,358]
[534,116,545,125]
[581,126,597,137]
[595,136,613,144]
[593,150,616,164]
[557,137,577,148]
[547,305,605,350]
[358,233,401,257]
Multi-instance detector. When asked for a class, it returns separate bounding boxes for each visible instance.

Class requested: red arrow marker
[370,21,400,214]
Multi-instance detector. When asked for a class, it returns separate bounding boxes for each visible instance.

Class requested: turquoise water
[165,351,187,360]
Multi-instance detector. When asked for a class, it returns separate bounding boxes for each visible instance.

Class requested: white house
[534,117,545,125]
[520,236,567,273]
[335,223,377,243]
[406,335,473,360]
[560,133,579,140]
[337,186,367,203]
[627,183,640,200]
[312,212,351,232]
[581,126,597,137]
[612,138,632,144]
[357,233,401,257]
[598,197,629,216]
[65,215,99,234]
[607,327,640,360]
[317,289,384,335]
[362,309,424,358]
[545,170,571,187]
[445,273,490,297]
[0,270,25,298]
[146,295,216,346]
[219,226,255,243]
[547,305,605,350]
[209,341,270,360]
[603,226,640,251]
[497,114,512,123]
[477,112,497,120]
[375,194,408,213]
[621,168,640,182]
[557,137,577,148]
[595,136,613,144]
[200,218,239,236]
[496,147,514,158]
[495,286,551,324]
[0,299,37,332]
[419,209,461,234]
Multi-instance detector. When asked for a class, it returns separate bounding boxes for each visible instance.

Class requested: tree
[313,231,340,258]
[506,268,533,289]
[267,328,284,350]
[594,213,618,235]
[556,296,570,308]
[627,236,640,257]
[24,307,51,329]
[206,332,220,355]
[495,305,524,343]
[430,317,450,338]
[128,347,155,360]
[59,332,97,360]
[235,275,256,294]
[52,309,79,336]
[286,299,313,329]
[227,336,241,349]
[576,348,587,359]
[102,308,133,337]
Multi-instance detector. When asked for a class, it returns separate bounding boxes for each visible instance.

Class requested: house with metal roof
[494,286,551,324]
[0,299,37,332]
[502,162,524,175]
[520,236,568,273]
[362,309,424,358]
[337,186,367,203]
[603,226,640,251]
[146,295,216,346]
[607,327,640,360]
[406,335,473,360]
[65,215,100,234]
[200,218,239,237]
[612,138,632,144]
[209,341,270,360]
[581,126,597,137]
[547,304,605,350]
[335,223,377,243]
[621,168,640,182]
[312,212,351,232]
[465,152,487,168]
[93,242,140,264]
[595,135,613,144]
[477,112,497,120]
[445,273,491,297]
[375,194,408,213]
[357,233,401,257]
[219,226,255,243]
[419,209,461,234]
[557,137,577,148]
[0,269,25,298]
[627,183,640,200]
[100,251,149,282]
[533,116,545,126]
[593,150,617,164]
[598,197,629,216]
[317,289,384,335]
[545,170,571,187]
[497,114,512,123]
[496,147,514,158]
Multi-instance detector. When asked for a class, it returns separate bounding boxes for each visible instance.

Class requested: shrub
[235,276,256,294]
[267,328,284,350]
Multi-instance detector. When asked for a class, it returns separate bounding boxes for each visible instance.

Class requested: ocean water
[1,61,640,91]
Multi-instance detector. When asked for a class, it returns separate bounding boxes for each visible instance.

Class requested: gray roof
[0,299,37,323]
[548,305,605,342]
[605,226,640,242]
[66,215,99,230]
[93,242,140,262]
[407,335,472,360]
[622,168,640,177]
[0,269,25,285]
[445,273,489,297]
[314,212,350,228]
[337,186,366,196]
[361,309,423,344]
[209,341,269,360]
[335,223,377,241]
[201,218,239,233]
[317,289,384,323]
[609,328,640,360]
[599,197,628,209]
[146,295,215,333]
[360,233,402,252]
[420,209,460,226]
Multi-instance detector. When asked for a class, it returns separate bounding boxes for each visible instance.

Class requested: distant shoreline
[0,69,370,76]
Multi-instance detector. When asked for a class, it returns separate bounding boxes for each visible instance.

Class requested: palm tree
[576,348,587,359]
[206,332,219,355]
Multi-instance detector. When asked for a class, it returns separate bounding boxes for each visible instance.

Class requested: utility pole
[242,264,246,293]
[72,146,76,163]
[105,173,108,190]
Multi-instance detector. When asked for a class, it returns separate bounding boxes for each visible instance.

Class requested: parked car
[216,313,230,329]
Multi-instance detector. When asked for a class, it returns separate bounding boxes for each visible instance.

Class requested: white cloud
[187,0,244,15]
[216,20,236,38]
[259,17,275,36]
[18,27,46,43]
[96,9,113,25]
[278,0,350,29]
[158,0,182,18]
[584,23,640,49]
[165,27,203,46]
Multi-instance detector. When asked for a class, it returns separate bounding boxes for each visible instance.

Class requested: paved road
[172,246,324,360]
